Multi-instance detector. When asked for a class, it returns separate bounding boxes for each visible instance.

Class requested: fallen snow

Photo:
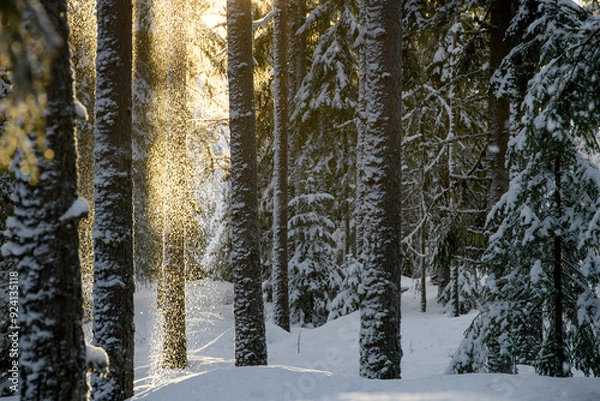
[128,279,599,401]
[3,278,598,400]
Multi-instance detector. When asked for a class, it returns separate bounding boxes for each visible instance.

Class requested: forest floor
[128,278,599,401]
[2,277,599,400]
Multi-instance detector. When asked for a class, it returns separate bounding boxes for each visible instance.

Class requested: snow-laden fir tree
[91,0,135,398]
[288,176,342,327]
[290,0,359,263]
[328,254,362,320]
[2,0,89,398]
[357,0,403,380]
[449,0,600,377]
[227,0,268,366]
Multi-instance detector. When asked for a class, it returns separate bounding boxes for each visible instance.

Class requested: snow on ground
[2,278,598,400]
[128,278,599,401]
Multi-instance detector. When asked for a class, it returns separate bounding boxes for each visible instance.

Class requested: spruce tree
[450,0,600,376]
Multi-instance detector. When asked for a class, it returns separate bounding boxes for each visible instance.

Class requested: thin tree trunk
[273,0,291,332]
[11,1,87,398]
[487,0,511,206]
[552,156,566,376]
[420,214,427,313]
[227,0,268,366]
[162,0,188,369]
[486,0,514,374]
[92,0,134,397]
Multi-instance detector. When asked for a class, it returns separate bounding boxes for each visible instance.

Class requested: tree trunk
[272,0,291,332]
[162,0,188,369]
[487,0,512,206]
[9,1,87,398]
[486,0,514,374]
[68,0,96,324]
[227,0,268,366]
[91,0,135,398]
[551,156,566,376]
[358,0,402,380]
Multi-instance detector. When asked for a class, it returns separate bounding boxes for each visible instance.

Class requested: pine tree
[227,0,268,366]
[358,0,403,380]
[91,0,135,397]
[3,0,88,398]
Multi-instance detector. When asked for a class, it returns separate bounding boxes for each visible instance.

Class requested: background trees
[2,1,600,397]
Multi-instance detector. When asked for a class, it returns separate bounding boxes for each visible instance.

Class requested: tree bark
[551,156,566,376]
[227,0,268,366]
[9,1,87,398]
[272,0,291,332]
[92,0,135,398]
[487,0,512,206]
[358,0,402,380]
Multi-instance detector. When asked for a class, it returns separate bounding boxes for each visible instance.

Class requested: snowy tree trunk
[272,0,291,332]
[354,0,367,259]
[227,0,268,366]
[91,0,135,398]
[162,0,188,370]
[487,0,511,206]
[358,0,402,380]
[7,1,87,398]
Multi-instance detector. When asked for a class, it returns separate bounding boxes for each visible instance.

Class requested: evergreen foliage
[288,178,342,327]
[450,0,600,377]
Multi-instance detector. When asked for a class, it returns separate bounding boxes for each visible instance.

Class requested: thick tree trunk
[9,1,87,398]
[162,0,188,369]
[227,0,268,366]
[358,0,402,380]
[272,0,291,332]
[91,0,135,398]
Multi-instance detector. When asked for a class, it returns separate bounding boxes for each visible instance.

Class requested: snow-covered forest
[1,0,600,400]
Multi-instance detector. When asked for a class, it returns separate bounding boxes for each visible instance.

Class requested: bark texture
[92,0,135,398]
[272,0,291,332]
[8,0,87,398]
[227,0,268,366]
[358,0,403,380]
